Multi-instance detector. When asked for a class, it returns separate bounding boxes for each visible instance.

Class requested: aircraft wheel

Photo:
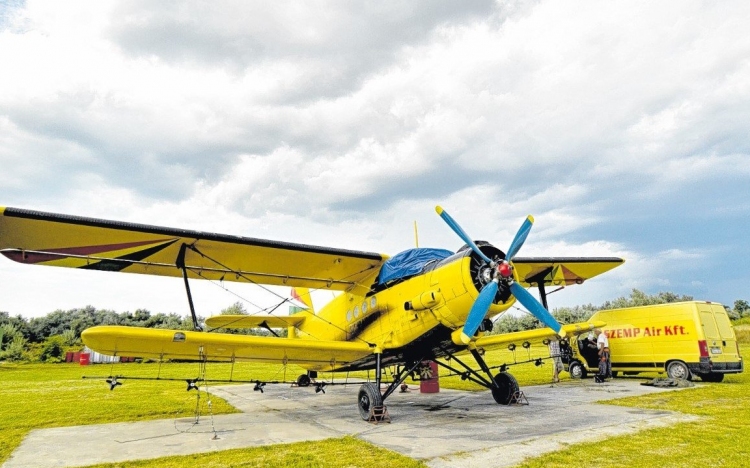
[357,383,382,420]
[296,374,311,387]
[568,361,586,379]
[491,372,519,405]
[666,361,690,380]
[699,372,724,383]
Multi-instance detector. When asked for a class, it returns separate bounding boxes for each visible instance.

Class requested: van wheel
[569,361,586,379]
[491,372,520,404]
[699,372,724,383]
[666,361,690,380]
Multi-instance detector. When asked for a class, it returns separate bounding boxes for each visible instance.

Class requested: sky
[1,0,749,319]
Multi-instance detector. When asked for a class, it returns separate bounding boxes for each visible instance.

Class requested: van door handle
[723,341,727,346]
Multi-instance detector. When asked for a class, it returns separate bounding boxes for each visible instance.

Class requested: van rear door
[699,306,722,355]
[699,303,743,373]
[711,304,742,364]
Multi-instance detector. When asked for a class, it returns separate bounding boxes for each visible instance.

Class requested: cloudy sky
[1,1,749,319]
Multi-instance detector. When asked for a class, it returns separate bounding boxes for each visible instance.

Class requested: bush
[38,335,66,363]
[0,335,28,362]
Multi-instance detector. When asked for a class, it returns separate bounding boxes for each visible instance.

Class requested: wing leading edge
[0,207,386,293]
[82,326,375,371]
[512,257,624,288]
[473,320,606,351]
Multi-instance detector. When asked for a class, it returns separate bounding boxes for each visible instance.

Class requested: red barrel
[79,353,90,366]
[65,352,74,363]
[419,360,440,393]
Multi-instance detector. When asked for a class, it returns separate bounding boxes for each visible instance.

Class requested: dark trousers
[597,349,611,380]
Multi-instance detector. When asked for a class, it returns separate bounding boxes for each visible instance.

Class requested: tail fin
[290,287,315,314]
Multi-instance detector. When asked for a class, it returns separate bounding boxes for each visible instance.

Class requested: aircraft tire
[357,383,383,420]
[666,360,691,380]
[491,372,519,405]
[296,374,311,387]
[568,361,586,379]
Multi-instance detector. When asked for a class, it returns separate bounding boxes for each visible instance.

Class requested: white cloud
[1,1,749,316]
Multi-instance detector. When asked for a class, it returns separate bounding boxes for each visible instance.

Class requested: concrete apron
[3,379,699,468]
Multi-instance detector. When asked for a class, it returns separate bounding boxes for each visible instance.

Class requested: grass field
[1,343,747,467]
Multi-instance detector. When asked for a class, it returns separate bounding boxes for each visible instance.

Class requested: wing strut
[537,281,549,310]
[177,243,202,331]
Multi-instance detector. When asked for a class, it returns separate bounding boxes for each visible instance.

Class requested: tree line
[0,301,278,362]
[494,289,748,333]
[1,291,748,362]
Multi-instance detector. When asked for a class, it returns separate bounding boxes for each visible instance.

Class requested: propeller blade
[506,215,534,260]
[435,206,493,264]
[459,280,499,344]
[509,282,563,335]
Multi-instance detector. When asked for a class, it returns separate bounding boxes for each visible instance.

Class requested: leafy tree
[734,300,749,317]
[61,329,79,347]
[494,289,695,333]
[493,313,541,333]
[599,289,693,310]
[220,302,249,315]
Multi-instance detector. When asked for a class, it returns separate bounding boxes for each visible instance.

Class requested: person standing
[548,338,563,383]
[595,328,611,383]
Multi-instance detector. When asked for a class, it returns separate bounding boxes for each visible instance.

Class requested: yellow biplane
[0,205,622,420]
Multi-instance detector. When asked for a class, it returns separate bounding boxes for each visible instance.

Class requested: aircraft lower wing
[473,320,605,351]
[512,257,624,288]
[81,326,375,370]
[0,207,386,294]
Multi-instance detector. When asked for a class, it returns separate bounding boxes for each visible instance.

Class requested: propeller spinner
[435,206,563,344]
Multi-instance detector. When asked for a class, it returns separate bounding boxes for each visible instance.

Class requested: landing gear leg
[358,352,385,421]
[434,346,522,406]
[356,354,425,421]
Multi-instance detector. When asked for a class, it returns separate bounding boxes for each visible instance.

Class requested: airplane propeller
[435,206,563,344]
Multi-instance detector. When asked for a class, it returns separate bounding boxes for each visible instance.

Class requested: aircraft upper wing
[0,207,386,293]
[512,257,624,288]
[473,320,606,351]
[82,325,375,370]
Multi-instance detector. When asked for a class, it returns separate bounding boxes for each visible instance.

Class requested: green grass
[81,436,424,468]
[2,341,747,468]
[0,360,426,468]
[0,362,242,464]
[516,344,750,468]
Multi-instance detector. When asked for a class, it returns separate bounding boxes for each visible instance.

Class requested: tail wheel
[491,372,519,405]
[666,361,691,380]
[357,383,383,420]
[296,374,311,387]
[569,361,586,379]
